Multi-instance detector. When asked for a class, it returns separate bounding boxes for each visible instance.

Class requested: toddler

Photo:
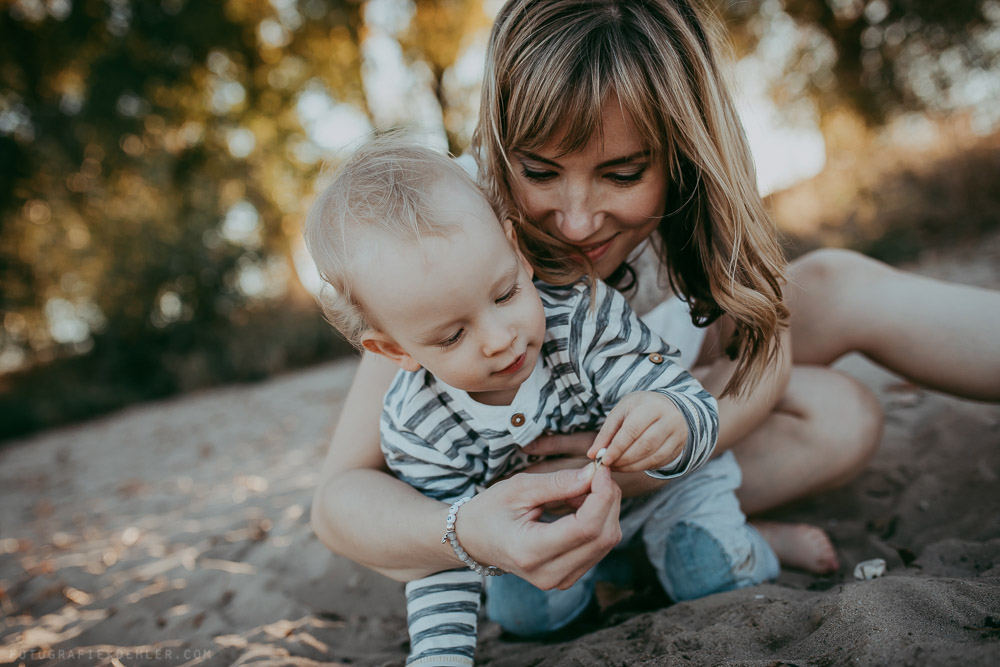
[305,136,778,665]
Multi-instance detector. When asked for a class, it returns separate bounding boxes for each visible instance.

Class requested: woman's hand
[456,464,623,590]
[521,430,671,506]
[514,455,592,515]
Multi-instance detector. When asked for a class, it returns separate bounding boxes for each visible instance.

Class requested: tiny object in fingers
[595,447,609,465]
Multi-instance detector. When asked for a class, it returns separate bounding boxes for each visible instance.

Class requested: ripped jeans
[485,452,779,637]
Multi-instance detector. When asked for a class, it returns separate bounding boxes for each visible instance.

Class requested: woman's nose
[554,180,600,242]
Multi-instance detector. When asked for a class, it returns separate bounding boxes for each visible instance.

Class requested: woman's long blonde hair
[473,0,789,397]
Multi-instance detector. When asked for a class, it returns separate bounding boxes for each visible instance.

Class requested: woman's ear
[502,219,534,279]
[360,331,422,372]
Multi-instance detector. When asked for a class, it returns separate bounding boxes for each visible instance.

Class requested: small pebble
[853,558,887,581]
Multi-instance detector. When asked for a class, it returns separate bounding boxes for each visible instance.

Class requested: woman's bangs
[505,32,609,154]
[609,38,669,156]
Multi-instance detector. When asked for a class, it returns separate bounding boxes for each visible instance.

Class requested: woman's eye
[496,284,521,304]
[519,165,556,182]
[438,329,464,348]
[608,169,645,185]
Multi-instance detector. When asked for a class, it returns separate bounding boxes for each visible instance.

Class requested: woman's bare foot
[753,521,839,574]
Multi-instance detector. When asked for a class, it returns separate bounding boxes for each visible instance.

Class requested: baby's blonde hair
[473,0,789,397]
[304,135,484,348]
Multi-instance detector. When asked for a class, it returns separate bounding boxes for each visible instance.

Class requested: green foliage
[723,0,999,124]
[0,0,370,440]
[1,0,996,441]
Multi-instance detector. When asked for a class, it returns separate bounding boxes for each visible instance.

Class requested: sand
[2,235,999,666]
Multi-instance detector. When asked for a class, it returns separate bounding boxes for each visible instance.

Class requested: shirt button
[510,413,526,427]
[649,353,664,364]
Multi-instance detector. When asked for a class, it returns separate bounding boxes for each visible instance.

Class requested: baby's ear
[360,331,421,372]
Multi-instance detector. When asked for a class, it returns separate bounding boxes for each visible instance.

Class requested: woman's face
[508,99,668,279]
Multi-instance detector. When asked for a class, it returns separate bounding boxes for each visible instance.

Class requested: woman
[310,0,1000,605]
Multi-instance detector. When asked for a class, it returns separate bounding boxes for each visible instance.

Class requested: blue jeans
[485,453,779,637]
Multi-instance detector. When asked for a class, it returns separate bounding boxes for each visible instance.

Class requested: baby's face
[358,178,546,406]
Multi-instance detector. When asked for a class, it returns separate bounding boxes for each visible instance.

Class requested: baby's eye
[496,284,521,304]
[438,329,464,348]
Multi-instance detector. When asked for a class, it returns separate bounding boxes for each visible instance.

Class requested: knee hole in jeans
[661,521,738,602]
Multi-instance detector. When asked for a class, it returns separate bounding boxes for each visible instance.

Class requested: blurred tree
[0,0,374,438]
[400,0,489,153]
[722,0,1000,126]
[1,0,996,440]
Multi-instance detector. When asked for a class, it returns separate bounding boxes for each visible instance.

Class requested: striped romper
[380,279,720,665]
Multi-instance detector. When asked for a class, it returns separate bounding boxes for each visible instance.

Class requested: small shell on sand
[854,558,887,580]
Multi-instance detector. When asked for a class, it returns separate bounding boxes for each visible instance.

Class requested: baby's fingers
[589,407,626,461]
[613,425,686,472]
[597,414,656,468]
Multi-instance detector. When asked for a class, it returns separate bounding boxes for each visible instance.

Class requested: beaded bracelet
[442,497,504,576]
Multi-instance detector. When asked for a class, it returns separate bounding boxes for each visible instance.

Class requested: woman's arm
[310,352,454,580]
[693,315,792,453]
[311,352,624,587]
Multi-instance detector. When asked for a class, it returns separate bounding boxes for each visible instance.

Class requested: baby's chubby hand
[587,391,688,473]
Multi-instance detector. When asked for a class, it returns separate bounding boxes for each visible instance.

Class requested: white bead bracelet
[442,496,504,576]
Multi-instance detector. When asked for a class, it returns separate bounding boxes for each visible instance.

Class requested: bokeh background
[2,0,999,441]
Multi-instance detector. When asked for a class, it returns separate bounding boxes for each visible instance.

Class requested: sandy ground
[2,235,1000,667]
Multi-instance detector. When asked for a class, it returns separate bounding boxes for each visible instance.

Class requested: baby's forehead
[350,212,519,325]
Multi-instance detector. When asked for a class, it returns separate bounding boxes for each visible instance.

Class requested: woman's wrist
[443,497,504,575]
[313,468,480,582]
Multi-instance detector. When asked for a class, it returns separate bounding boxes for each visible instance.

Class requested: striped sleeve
[381,385,483,665]
[575,280,719,479]
[404,568,481,666]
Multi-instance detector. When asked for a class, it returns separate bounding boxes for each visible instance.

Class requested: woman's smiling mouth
[574,235,617,262]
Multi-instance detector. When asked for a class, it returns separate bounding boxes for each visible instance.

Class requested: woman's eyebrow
[515,149,650,169]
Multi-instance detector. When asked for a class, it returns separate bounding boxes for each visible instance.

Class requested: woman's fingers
[463,463,622,590]
[550,466,623,588]
[512,465,621,589]
[505,464,597,512]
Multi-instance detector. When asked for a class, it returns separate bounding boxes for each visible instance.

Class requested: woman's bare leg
[732,365,882,572]
[787,249,1000,400]
[733,365,883,515]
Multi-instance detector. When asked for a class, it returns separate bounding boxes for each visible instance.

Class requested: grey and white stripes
[381,279,719,664]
